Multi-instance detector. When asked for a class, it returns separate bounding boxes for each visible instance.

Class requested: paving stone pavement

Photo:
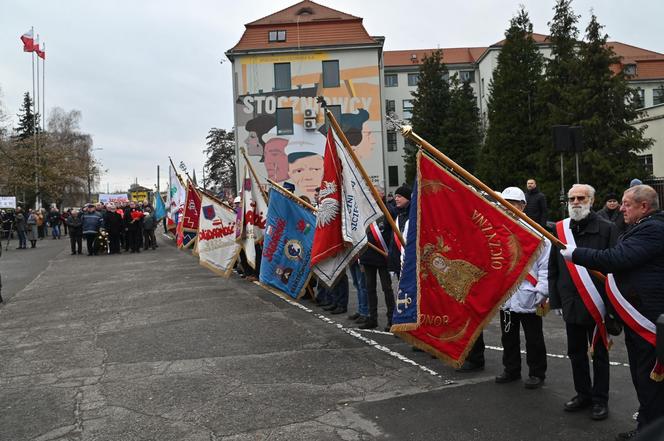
[0,234,643,440]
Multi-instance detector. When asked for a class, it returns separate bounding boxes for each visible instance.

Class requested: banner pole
[239,147,269,204]
[325,109,405,248]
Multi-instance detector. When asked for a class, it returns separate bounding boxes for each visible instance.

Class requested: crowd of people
[0,201,160,256]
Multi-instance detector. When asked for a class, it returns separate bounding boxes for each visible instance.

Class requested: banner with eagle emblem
[259,187,316,299]
[311,130,381,288]
[392,152,544,368]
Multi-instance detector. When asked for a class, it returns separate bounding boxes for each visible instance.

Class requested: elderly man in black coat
[562,185,664,440]
[549,184,618,421]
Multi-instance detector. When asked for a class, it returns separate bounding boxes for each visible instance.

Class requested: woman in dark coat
[103,203,123,254]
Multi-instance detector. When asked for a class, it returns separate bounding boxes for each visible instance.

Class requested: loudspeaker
[552,125,573,152]
[570,126,584,152]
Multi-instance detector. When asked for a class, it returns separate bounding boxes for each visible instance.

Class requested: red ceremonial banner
[396,153,543,367]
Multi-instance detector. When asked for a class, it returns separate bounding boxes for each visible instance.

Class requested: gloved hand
[560,244,576,261]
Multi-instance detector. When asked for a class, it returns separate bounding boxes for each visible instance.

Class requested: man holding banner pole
[549,184,618,421]
[561,184,664,438]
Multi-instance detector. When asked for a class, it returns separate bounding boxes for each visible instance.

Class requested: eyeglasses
[568,196,587,202]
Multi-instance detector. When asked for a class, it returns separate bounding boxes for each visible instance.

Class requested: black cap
[395,185,412,200]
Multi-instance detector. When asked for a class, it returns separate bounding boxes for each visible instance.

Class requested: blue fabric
[259,188,316,299]
[154,193,167,221]
[392,179,418,327]
[350,261,368,316]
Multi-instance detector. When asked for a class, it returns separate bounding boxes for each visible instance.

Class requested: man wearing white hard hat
[495,187,551,390]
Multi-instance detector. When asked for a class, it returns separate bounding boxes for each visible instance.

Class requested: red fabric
[37,47,45,59]
[310,130,345,266]
[20,33,34,52]
[405,154,543,366]
[182,185,201,231]
[130,210,144,221]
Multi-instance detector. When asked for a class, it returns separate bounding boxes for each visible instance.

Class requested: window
[268,30,286,42]
[324,105,341,132]
[638,154,653,175]
[322,60,340,88]
[388,166,399,187]
[384,74,398,87]
[407,73,419,87]
[623,64,637,76]
[402,99,414,120]
[654,86,664,105]
[274,63,291,91]
[634,88,645,108]
[387,131,397,151]
[276,108,293,135]
[385,99,395,113]
[460,70,475,83]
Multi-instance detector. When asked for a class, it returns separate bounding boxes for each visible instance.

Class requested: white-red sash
[369,221,388,255]
[605,274,664,381]
[525,271,537,287]
[557,219,609,350]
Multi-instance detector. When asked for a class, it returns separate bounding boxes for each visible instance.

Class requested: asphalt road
[0,232,644,441]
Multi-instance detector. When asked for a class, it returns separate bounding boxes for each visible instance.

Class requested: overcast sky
[1,0,662,194]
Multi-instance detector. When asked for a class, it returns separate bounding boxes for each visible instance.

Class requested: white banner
[99,193,129,205]
[197,194,241,277]
[0,196,17,209]
[240,166,268,268]
[167,164,186,223]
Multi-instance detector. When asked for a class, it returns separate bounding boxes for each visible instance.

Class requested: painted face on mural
[244,131,262,157]
[263,138,289,182]
[288,154,324,198]
[353,129,375,160]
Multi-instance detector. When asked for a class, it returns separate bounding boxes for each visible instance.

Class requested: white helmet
[501,187,526,203]
[233,196,241,204]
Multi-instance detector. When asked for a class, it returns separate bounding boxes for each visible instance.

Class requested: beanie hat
[630,178,642,187]
[395,185,412,200]
[605,192,618,202]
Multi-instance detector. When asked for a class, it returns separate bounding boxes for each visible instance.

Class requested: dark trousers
[69,234,82,254]
[500,310,547,378]
[566,322,609,404]
[363,264,395,325]
[127,229,141,252]
[466,332,485,366]
[330,273,349,309]
[143,229,156,249]
[108,232,121,254]
[84,233,97,255]
[625,327,664,429]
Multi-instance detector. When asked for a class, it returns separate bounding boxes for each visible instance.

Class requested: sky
[1,0,662,194]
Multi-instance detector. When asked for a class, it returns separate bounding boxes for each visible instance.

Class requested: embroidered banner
[178,184,201,250]
[392,152,544,367]
[197,194,241,277]
[238,167,268,268]
[167,164,186,232]
[259,188,315,299]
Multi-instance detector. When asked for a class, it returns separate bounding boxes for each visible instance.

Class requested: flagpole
[42,43,45,129]
[268,178,387,257]
[239,147,269,204]
[30,32,40,210]
[325,109,405,247]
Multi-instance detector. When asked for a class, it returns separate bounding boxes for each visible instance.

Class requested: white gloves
[560,244,576,261]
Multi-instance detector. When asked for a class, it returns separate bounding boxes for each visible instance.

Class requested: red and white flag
[238,166,268,268]
[311,130,381,287]
[36,42,45,60]
[33,35,40,53]
[20,29,34,52]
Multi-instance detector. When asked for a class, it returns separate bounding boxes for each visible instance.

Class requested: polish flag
[33,36,40,53]
[20,29,34,52]
[37,43,45,60]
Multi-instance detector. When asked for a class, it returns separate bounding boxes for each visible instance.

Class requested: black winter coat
[387,204,409,272]
[573,211,664,323]
[65,216,83,236]
[360,215,392,267]
[103,211,123,234]
[525,188,548,227]
[548,212,618,325]
[597,206,626,235]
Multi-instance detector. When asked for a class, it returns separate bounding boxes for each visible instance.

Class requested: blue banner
[392,179,419,331]
[259,188,316,299]
[154,193,167,221]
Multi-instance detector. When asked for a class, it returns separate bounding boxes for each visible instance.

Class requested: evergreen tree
[14,92,39,140]
[477,8,544,189]
[441,77,482,172]
[203,128,236,191]
[569,15,650,196]
[404,49,450,184]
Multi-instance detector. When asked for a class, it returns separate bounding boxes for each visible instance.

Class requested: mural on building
[235,52,383,200]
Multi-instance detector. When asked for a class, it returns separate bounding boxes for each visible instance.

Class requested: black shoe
[495,371,520,383]
[591,403,609,421]
[358,320,377,330]
[456,361,485,373]
[524,376,544,389]
[71,252,76,255]
[323,304,337,311]
[330,307,347,315]
[564,396,592,412]
[348,312,361,320]
[615,430,638,440]
[355,316,368,325]
[384,326,392,332]
[318,302,332,308]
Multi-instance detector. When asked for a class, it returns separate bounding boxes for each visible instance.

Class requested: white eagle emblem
[316,181,339,227]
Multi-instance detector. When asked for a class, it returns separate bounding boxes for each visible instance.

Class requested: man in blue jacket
[561,185,664,440]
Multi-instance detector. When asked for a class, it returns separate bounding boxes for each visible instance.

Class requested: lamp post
[87,148,103,202]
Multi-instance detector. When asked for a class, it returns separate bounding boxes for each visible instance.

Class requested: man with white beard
[548,184,618,421]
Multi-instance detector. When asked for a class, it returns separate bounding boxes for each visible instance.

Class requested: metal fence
[645,178,664,209]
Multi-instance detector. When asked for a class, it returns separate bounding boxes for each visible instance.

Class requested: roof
[384,47,486,67]
[490,32,551,47]
[228,0,379,54]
